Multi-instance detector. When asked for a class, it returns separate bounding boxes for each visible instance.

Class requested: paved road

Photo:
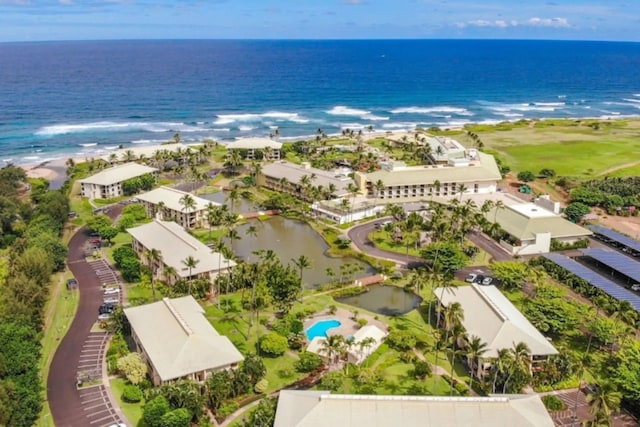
[347,219,426,267]
[48,206,124,427]
[348,220,512,267]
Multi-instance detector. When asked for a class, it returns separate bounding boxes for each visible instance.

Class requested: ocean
[0,39,639,165]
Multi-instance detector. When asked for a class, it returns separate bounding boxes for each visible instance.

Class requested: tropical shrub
[541,395,565,411]
[295,351,323,373]
[259,332,288,357]
[122,384,143,403]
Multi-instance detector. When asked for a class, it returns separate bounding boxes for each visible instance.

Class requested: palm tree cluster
[433,300,535,395]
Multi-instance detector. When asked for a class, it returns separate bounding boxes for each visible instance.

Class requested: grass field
[36,272,80,427]
[470,119,640,177]
[110,378,146,427]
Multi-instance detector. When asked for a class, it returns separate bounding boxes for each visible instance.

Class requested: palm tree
[465,335,488,391]
[493,200,505,224]
[491,348,513,393]
[373,179,385,208]
[347,181,360,219]
[181,255,200,294]
[145,248,162,301]
[179,194,196,228]
[503,341,531,393]
[321,335,345,368]
[456,183,468,202]
[228,186,240,213]
[448,323,466,396]
[292,255,311,299]
[586,382,622,423]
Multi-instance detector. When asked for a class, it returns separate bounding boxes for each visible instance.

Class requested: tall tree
[181,255,200,294]
[145,248,162,301]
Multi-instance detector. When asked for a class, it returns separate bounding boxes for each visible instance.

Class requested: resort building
[127,219,236,286]
[433,284,558,376]
[124,296,244,385]
[136,186,219,229]
[311,197,385,225]
[79,162,158,199]
[258,161,354,201]
[274,390,555,427]
[487,197,592,255]
[354,150,502,201]
[225,137,282,160]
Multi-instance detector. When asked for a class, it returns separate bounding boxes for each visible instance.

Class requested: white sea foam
[105,146,119,150]
[339,122,367,130]
[361,114,389,121]
[390,106,472,115]
[381,122,417,129]
[238,125,255,131]
[214,118,236,125]
[36,121,203,136]
[493,112,524,118]
[212,128,231,132]
[623,98,640,104]
[327,106,371,116]
[215,111,305,124]
[79,143,98,147]
[533,102,566,107]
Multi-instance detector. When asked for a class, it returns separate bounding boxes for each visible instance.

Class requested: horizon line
[1,37,639,45]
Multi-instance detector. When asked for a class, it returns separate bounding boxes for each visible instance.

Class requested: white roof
[136,186,218,212]
[261,161,354,197]
[100,143,197,162]
[433,284,558,358]
[274,391,555,427]
[124,296,243,382]
[363,152,502,186]
[127,220,236,278]
[509,203,556,219]
[79,162,158,186]
[226,137,282,150]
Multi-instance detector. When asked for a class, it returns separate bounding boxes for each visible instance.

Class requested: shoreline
[14,116,640,189]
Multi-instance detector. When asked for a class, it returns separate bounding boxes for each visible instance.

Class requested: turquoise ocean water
[0,39,639,164]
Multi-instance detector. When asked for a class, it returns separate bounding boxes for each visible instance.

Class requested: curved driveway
[347,220,511,266]
[48,206,123,427]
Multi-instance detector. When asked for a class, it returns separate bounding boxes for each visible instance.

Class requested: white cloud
[527,17,570,28]
[58,0,73,4]
[457,16,570,29]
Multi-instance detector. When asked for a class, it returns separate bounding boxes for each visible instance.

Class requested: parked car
[631,284,640,291]
[481,276,494,286]
[103,297,120,305]
[465,273,477,283]
[103,287,121,295]
[98,313,112,321]
[376,220,393,229]
[66,278,78,289]
[473,275,485,284]
[89,238,101,245]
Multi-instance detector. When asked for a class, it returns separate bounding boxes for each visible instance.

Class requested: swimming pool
[305,319,341,340]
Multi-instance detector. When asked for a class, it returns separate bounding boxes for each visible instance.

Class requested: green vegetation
[472,118,640,177]
[0,165,70,427]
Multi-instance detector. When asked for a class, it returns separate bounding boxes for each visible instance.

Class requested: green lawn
[476,119,640,177]
[262,354,305,391]
[36,272,80,427]
[110,378,147,427]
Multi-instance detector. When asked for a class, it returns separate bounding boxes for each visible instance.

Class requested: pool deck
[304,307,388,339]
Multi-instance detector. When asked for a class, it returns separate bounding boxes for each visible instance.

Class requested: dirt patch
[592,210,640,239]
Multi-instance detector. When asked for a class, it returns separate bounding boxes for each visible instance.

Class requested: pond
[200,191,374,287]
[336,284,423,316]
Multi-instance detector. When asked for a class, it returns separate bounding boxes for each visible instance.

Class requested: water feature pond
[200,191,374,287]
[336,284,423,316]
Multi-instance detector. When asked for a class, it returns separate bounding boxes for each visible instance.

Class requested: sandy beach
[22,159,70,190]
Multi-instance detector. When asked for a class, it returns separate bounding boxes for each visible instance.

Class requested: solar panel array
[587,224,640,253]
[580,248,640,284]
[543,252,640,311]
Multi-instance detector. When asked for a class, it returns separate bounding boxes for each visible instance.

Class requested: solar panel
[587,225,640,253]
[543,252,640,312]
[579,248,640,284]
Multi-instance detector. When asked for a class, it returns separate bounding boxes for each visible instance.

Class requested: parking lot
[78,384,124,427]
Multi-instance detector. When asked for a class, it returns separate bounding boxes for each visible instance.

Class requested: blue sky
[0,0,638,42]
